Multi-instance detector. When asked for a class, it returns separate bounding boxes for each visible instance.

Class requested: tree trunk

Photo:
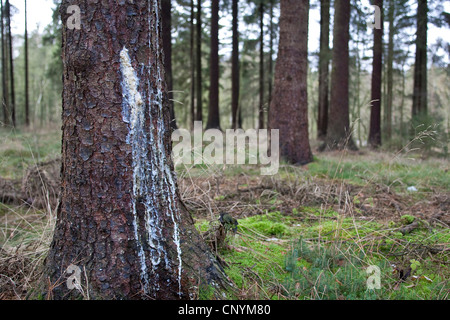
[162,0,177,130]
[368,0,383,148]
[267,0,274,129]
[258,2,264,130]
[5,0,14,127]
[317,0,330,140]
[1,0,10,126]
[190,0,195,131]
[231,0,240,130]
[195,0,203,122]
[24,0,30,127]
[412,0,427,117]
[43,0,227,300]
[321,0,356,151]
[206,0,221,130]
[384,0,394,141]
[269,0,313,165]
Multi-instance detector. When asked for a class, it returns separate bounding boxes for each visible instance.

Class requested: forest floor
[0,128,448,300]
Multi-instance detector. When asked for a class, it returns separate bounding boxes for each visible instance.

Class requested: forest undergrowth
[0,128,448,300]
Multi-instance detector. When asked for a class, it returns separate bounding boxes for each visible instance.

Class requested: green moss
[401,215,416,225]
[239,212,292,237]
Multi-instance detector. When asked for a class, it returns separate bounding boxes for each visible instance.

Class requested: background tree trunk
[385,0,394,141]
[317,0,330,140]
[258,2,264,130]
[231,0,240,129]
[267,0,274,129]
[269,0,313,165]
[206,0,221,130]
[368,0,383,148]
[162,0,177,130]
[5,0,14,127]
[195,0,203,122]
[321,0,356,151]
[44,0,227,300]
[1,0,10,126]
[412,0,428,117]
[190,0,195,130]
[24,0,30,127]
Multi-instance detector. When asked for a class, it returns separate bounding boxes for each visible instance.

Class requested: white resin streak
[117,0,183,297]
[149,0,183,297]
[120,47,150,290]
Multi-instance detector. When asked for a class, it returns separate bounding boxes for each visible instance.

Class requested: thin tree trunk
[190,0,195,130]
[267,0,274,129]
[162,0,177,130]
[206,0,221,130]
[258,2,264,130]
[317,0,330,140]
[24,0,30,127]
[195,0,203,122]
[385,0,394,140]
[368,0,383,148]
[1,0,10,126]
[412,0,428,117]
[321,0,356,151]
[269,0,313,165]
[43,0,227,300]
[231,0,240,129]
[6,0,14,127]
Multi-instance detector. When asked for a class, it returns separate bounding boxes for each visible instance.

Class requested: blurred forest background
[0,0,449,154]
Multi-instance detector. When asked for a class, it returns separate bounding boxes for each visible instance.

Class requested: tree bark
[195,0,203,122]
[1,0,10,126]
[258,2,264,130]
[317,0,330,140]
[206,0,221,130]
[368,0,383,148]
[412,0,428,117]
[321,0,357,151]
[231,0,240,130]
[43,0,227,300]
[162,0,177,130]
[24,0,30,127]
[269,0,313,165]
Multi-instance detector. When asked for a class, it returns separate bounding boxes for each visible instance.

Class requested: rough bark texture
[231,0,240,130]
[162,0,177,130]
[412,0,427,117]
[368,0,383,148]
[317,0,330,140]
[269,0,313,165]
[43,0,227,300]
[321,0,356,151]
[206,0,221,130]
[195,0,203,122]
